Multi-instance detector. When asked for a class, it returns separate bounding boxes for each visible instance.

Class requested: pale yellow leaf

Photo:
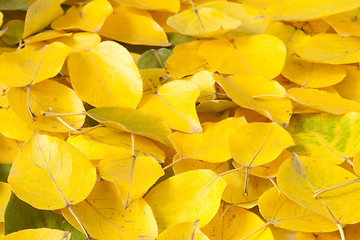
[0,228,71,240]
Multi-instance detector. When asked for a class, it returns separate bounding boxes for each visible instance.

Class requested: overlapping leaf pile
[1,0,360,239]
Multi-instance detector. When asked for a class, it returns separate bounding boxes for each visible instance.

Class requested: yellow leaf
[23,30,72,44]
[334,65,360,102]
[165,40,212,79]
[259,0,360,21]
[52,32,101,52]
[0,134,21,164]
[288,112,360,164]
[139,80,202,133]
[167,2,242,37]
[0,182,11,222]
[235,150,291,179]
[259,187,339,232]
[0,228,71,240]
[145,169,226,231]
[172,154,229,175]
[68,41,142,108]
[0,105,34,141]
[189,70,216,102]
[169,117,247,163]
[8,133,96,210]
[230,122,294,168]
[8,80,85,132]
[62,181,158,240]
[297,223,360,240]
[99,6,169,46]
[156,221,209,240]
[140,68,165,98]
[202,202,274,240]
[116,0,180,13]
[99,150,164,207]
[198,34,286,79]
[351,150,360,176]
[325,8,360,37]
[23,0,63,38]
[51,0,113,32]
[222,170,272,208]
[87,107,172,145]
[266,22,346,88]
[287,88,360,114]
[215,74,292,126]
[67,126,165,162]
[295,33,360,64]
[0,42,71,87]
[278,154,360,224]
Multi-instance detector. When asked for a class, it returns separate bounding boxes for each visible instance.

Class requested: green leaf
[0,0,31,10]
[137,48,172,69]
[4,194,86,240]
[0,164,11,183]
[167,32,196,46]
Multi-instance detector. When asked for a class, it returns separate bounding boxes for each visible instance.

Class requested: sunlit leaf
[99,6,170,46]
[67,126,165,162]
[189,70,216,102]
[0,182,11,221]
[334,65,360,102]
[172,154,228,175]
[53,32,101,52]
[259,187,338,232]
[215,75,292,126]
[139,80,202,133]
[115,0,180,13]
[259,0,360,20]
[169,117,247,163]
[145,169,226,231]
[0,228,71,240]
[198,34,286,79]
[156,221,209,240]
[8,133,96,210]
[62,181,158,240]
[23,30,72,44]
[0,42,71,87]
[202,202,274,240]
[99,149,164,207]
[51,0,113,32]
[295,33,360,64]
[0,134,21,164]
[68,41,143,108]
[7,80,85,132]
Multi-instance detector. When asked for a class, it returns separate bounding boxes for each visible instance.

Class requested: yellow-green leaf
[0,42,71,87]
[8,133,96,210]
[145,169,226,231]
[62,181,157,240]
[23,0,63,38]
[287,112,360,164]
[169,117,247,163]
[68,41,143,108]
[87,106,172,145]
[139,80,202,133]
[278,154,360,224]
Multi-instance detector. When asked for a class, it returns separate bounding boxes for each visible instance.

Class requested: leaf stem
[67,205,92,240]
[337,223,346,240]
[244,167,250,196]
[313,178,360,198]
[268,176,281,195]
